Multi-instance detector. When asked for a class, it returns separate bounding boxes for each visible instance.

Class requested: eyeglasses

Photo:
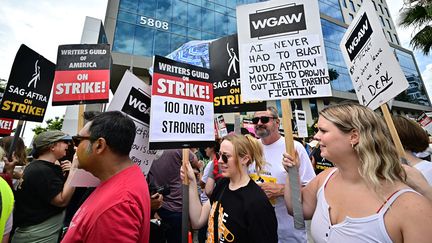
[218,152,232,163]
[252,116,277,124]
[72,135,91,146]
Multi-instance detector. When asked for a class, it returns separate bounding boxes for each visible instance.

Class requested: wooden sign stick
[380,104,406,162]
[181,149,190,243]
[280,99,305,229]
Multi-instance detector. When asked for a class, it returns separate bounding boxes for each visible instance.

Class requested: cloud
[0,0,107,145]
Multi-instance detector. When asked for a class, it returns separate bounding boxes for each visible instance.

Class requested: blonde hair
[222,134,266,174]
[319,103,405,190]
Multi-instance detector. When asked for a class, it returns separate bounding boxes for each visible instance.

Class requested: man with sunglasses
[13,130,77,242]
[249,106,316,243]
[62,111,150,243]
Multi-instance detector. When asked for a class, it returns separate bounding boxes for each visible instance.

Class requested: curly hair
[319,103,405,190]
[222,134,266,175]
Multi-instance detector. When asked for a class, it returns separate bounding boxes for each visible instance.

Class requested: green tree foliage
[32,116,64,135]
[399,0,432,55]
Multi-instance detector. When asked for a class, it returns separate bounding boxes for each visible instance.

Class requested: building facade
[104,0,431,125]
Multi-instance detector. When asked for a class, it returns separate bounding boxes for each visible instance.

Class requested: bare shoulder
[304,167,336,192]
[392,190,432,216]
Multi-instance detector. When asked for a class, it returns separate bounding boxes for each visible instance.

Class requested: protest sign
[149,55,214,150]
[340,1,408,110]
[0,45,55,122]
[107,70,160,175]
[294,110,308,138]
[0,118,14,136]
[210,34,266,112]
[418,113,432,135]
[52,44,110,106]
[215,115,228,138]
[236,0,331,102]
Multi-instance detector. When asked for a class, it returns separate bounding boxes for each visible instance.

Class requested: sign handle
[281,99,305,229]
[77,104,85,132]
[234,113,241,135]
[7,120,24,161]
[182,149,190,243]
[380,104,406,161]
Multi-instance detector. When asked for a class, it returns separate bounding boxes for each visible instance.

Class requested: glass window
[156,0,172,22]
[188,4,202,29]
[154,31,171,56]
[349,0,355,11]
[385,7,390,17]
[171,23,187,36]
[394,34,399,44]
[387,31,393,42]
[202,7,215,33]
[118,10,136,24]
[386,19,392,29]
[172,1,188,26]
[133,26,154,56]
[171,34,188,51]
[138,0,156,17]
[309,98,319,120]
[318,0,344,21]
[119,0,138,12]
[188,28,201,39]
[214,11,228,36]
[113,22,135,54]
[379,16,385,26]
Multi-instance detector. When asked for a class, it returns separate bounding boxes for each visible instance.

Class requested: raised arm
[180,161,211,229]
[282,152,323,219]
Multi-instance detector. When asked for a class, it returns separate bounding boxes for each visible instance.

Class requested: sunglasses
[252,116,277,124]
[218,152,232,163]
[72,135,91,146]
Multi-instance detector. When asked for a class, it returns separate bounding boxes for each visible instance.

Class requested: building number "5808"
[139,16,169,30]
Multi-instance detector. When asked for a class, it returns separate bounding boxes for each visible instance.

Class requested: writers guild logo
[28,60,40,89]
[226,43,239,76]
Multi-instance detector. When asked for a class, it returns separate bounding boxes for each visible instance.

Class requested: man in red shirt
[62,111,150,243]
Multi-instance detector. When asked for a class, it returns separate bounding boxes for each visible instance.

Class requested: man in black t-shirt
[13,130,77,242]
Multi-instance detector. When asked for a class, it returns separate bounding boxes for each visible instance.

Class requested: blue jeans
[157,207,182,243]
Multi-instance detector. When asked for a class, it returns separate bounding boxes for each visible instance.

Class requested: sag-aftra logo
[249,4,306,39]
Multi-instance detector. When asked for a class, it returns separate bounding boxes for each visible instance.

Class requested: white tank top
[311,169,416,243]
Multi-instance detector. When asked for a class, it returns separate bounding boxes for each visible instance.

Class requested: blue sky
[0,0,430,145]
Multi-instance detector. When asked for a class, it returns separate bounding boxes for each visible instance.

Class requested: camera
[149,184,170,196]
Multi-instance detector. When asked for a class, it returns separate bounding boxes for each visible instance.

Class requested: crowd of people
[0,103,432,243]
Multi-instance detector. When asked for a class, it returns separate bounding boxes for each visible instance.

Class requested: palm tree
[399,0,432,55]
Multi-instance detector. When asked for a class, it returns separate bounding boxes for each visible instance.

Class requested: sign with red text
[0,44,55,122]
[108,70,160,175]
[149,55,214,150]
[236,0,331,101]
[0,118,14,136]
[418,112,432,135]
[340,1,408,110]
[52,44,110,105]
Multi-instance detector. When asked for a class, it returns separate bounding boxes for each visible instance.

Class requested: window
[379,16,385,26]
[385,7,390,17]
[386,19,392,29]
[387,31,393,42]
[394,34,400,44]
[378,4,384,14]
[349,0,355,11]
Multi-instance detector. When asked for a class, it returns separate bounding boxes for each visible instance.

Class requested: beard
[255,126,271,138]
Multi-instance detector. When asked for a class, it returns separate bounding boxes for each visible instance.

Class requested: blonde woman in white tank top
[283,103,432,243]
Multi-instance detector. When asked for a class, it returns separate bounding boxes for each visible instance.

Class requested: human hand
[151,193,163,211]
[259,182,284,199]
[2,154,17,175]
[282,152,299,171]
[180,161,196,183]
[60,160,72,173]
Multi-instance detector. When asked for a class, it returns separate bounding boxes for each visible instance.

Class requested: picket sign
[380,104,406,161]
